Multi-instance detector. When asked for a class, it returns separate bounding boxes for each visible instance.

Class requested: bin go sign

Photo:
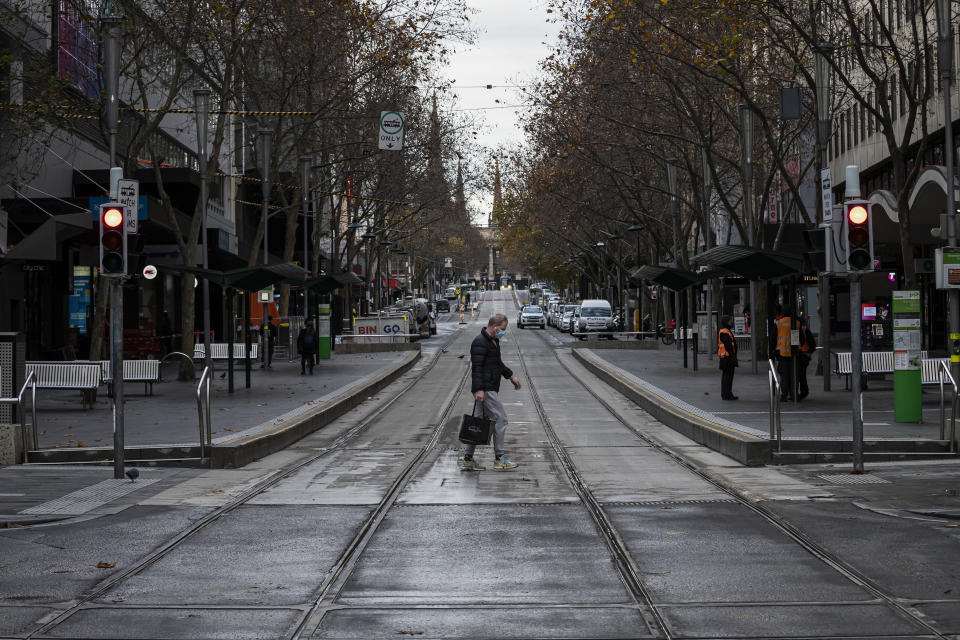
[378,111,404,150]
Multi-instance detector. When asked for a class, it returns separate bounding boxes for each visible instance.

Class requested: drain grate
[818,473,890,485]
[19,478,160,515]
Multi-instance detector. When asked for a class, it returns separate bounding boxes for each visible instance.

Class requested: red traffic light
[847,204,868,225]
[102,206,124,229]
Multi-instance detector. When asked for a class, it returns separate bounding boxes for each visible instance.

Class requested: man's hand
[474,390,485,403]
[510,376,522,390]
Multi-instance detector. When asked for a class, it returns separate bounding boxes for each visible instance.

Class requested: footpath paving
[568,338,956,464]
[32,351,412,449]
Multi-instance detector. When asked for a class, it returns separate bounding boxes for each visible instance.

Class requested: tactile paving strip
[817,473,890,485]
[19,477,160,515]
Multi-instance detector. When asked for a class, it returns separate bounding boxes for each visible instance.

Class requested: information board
[893,290,921,422]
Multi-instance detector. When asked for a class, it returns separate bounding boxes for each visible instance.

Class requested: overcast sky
[444,0,561,217]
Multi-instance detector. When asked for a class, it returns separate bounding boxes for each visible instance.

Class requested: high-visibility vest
[800,329,811,353]
[776,316,792,357]
[718,328,734,358]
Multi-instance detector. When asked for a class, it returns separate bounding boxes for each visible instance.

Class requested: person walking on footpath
[297,319,317,375]
[718,316,738,400]
[461,313,522,471]
[797,316,816,400]
[774,304,794,401]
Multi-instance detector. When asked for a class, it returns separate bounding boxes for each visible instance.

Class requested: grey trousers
[465,390,509,457]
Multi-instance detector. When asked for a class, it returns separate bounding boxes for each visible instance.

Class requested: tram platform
[19,349,421,469]
[574,344,958,465]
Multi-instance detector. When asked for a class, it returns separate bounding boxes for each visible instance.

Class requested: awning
[301,271,364,294]
[163,263,310,291]
[629,264,719,290]
[1,213,90,261]
[691,245,804,280]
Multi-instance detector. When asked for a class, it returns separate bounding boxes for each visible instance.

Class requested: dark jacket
[470,328,513,393]
[297,325,317,354]
[719,328,738,370]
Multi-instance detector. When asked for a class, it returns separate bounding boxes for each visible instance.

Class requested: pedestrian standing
[797,316,816,400]
[718,316,738,400]
[297,319,317,375]
[461,313,522,471]
[261,318,276,369]
[774,304,794,401]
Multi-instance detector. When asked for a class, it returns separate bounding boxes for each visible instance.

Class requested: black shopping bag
[458,401,492,445]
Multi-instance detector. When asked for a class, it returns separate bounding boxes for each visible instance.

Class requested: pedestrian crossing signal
[99,202,127,275]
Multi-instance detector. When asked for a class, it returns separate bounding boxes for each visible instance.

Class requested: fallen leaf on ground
[212,489,224,494]
[96,561,116,569]
[76,442,85,447]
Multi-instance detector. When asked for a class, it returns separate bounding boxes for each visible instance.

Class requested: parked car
[560,308,578,332]
[518,304,546,329]
[575,299,615,339]
[435,299,450,313]
[546,301,558,326]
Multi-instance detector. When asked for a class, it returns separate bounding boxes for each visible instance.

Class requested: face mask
[495,329,506,339]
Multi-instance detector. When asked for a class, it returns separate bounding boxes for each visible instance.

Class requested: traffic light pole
[850,274,864,473]
[110,277,125,479]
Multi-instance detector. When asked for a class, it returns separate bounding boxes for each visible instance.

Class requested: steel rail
[289,360,471,639]
[26,327,466,640]
[507,329,674,639]
[522,311,948,639]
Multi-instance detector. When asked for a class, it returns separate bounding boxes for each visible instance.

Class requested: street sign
[820,169,833,223]
[142,264,157,280]
[117,179,139,233]
[378,111,404,150]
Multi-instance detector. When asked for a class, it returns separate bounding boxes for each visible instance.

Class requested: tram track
[25,326,470,640]
[513,291,947,638]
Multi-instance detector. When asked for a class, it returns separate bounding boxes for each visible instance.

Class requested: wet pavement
[0,292,958,639]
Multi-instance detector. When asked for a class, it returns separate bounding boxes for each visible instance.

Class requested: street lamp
[193,88,212,373]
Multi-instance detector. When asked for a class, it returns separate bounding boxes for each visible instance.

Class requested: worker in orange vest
[798,316,817,400]
[774,304,794,401]
[718,316,738,400]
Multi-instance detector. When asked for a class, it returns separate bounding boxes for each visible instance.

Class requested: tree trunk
[279,201,301,316]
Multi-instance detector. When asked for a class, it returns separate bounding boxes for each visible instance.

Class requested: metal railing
[937,360,958,451]
[0,371,37,463]
[196,366,212,459]
[768,359,783,452]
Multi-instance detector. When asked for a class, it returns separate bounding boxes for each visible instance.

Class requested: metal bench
[193,343,259,361]
[24,362,101,409]
[837,351,933,389]
[922,358,952,385]
[101,359,160,396]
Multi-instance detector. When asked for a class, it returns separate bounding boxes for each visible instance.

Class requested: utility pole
[300,156,312,319]
[666,158,680,353]
[194,89,212,375]
[259,128,272,367]
[102,12,125,479]
[702,145,713,361]
[740,103,757,374]
[937,0,959,380]
[816,43,834,392]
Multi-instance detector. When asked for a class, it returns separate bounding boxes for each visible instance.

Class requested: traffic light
[99,202,127,275]
[843,199,873,272]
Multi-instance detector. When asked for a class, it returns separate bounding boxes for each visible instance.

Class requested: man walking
[718,316,738,400]
[461,313,521,471]
[297,319,317,375]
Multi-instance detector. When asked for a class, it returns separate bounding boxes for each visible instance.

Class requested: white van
[575,299,614,339]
